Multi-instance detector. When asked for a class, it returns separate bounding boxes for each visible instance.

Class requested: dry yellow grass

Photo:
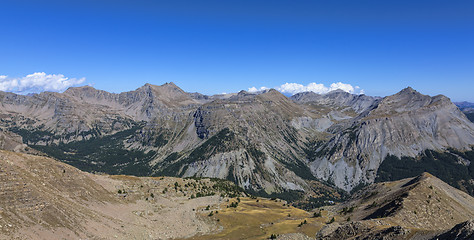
[186,197,328,240]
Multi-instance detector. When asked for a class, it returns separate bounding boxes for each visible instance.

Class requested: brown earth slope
[0,150,243,239]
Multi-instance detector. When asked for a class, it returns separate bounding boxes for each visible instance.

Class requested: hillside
[316,172,474,239]
[0,150,243,239]
[2,152,474,240]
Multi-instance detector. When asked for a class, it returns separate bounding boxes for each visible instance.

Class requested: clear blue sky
[1,0,473,101]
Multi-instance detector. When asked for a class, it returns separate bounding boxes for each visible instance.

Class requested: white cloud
[247,86,269,93]
[329,82,355,93]
[273,82,364,95]
[0,72,86,94]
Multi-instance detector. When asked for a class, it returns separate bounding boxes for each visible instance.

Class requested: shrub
[229,202,238,208]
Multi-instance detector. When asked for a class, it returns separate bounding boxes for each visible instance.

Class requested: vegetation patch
[10,127,59,143]
[26,125,157,176]
[376,149,474,195]
[247,189,304,204]
[294,194,342,210]
[153,134,168,147]
[188,128,240,161]
[303,140,324,161]
[280,160,317,181]
[188,197,321,240]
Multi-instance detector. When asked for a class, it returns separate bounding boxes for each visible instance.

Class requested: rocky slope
[433,219,474,240]
[0,84,473,199]
[308,87,474,191]
[316,172,474,239]
[176,90,312,193]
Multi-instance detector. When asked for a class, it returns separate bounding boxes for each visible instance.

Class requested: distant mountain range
[455,101,474,109]
[455,101,474,123]
[0,83,473,201]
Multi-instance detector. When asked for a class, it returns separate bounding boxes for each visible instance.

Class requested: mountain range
[456,101,474,123]
[0,83,473,201]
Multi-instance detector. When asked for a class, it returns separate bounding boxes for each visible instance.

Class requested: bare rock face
[309,87,474,191]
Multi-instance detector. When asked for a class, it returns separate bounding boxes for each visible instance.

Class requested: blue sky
[1,0,473,101]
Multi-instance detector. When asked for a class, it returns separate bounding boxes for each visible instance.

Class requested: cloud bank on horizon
[0,73,363,97]
[0,72,86,94]
[249,82,364,95]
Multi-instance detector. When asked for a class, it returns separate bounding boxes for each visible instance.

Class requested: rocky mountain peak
[326,89,350,95]
[257,88,294,103]
[134,82,199,108]
[64,85,96,93]
[157,82,184,93]
[259,88,283,97]
[237,90,250,95]
[63,85,111,100]
[163,81,178,87]
[393,86,422,98]
[140,82,177,92]
[398,86,416,93]
[371,87,437,115]
[265,88,281,94]
[289,91,318,102]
